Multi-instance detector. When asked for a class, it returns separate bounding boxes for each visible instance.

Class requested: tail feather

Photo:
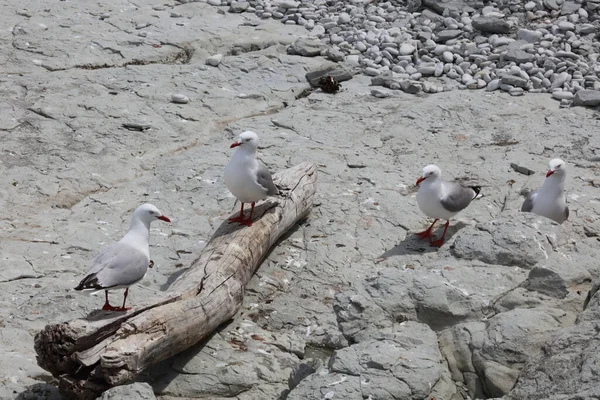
[74,273,103,291]
[469,185,482,199]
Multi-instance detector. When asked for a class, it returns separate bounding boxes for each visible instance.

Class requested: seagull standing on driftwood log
[224,131,279,227]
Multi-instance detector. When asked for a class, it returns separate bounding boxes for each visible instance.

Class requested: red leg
[416,219,438,239]
[115,288,131,312]
[101,290,120,311]
[239,202,255,227]
[431,220,450,247]
[228,203,245,223]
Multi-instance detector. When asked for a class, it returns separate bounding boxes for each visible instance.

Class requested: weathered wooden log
[34,162,317,399]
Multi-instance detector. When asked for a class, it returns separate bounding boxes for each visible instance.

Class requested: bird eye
[149,211,155,215]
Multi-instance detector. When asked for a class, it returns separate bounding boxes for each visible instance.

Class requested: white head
[546,158,566,178]
[230,131,259,151]
[132,203,171,224]
[416,164,442,186]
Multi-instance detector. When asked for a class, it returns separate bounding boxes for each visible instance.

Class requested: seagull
[224,131,279,227]
[74,203,171,311]
[415,165,481,247]
[521,158,569,224]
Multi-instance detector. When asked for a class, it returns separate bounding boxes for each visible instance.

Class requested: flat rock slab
[451,211,567,269]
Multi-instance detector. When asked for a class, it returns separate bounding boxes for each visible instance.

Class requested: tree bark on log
[34,162,317,399]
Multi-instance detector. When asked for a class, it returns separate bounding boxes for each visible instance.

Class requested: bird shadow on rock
[160,268,187,291]
[212,200,280,240]
[83,307,132,322]
[377,221,469,259]
[15,382,64,400]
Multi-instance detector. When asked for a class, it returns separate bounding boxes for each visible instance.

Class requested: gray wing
[440,182,478,213]
[521,190,537,212]
[256,164,279,196]
[75,242,149,290]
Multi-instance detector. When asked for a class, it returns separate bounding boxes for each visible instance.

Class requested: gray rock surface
[451,211,566,269]
[508,277,600,399]
[573,89,600,107]
[2,0,600,400]
[98,383,156,400]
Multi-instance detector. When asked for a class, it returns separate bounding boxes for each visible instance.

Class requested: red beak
[546,169,554,178]
[158,215,171,222]
[416,176,425,186]
[230,142,241,148]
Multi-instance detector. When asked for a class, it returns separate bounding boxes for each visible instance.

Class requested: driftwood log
[34,162,317,399]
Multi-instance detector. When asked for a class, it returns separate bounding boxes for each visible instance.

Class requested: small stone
[544,0,560,11]
[551,72,570,89]
[501,74,529,89]
[311,25,326,36]
[510,87,525,96]
[400,80,422,94]
[338,13,351,24]
[278,0,299,9]
[472,16,511,34]
[364,67,380,76]
[345,55,360,67]
[206,54,223,66]
[557,21,575,30]
[560,99,571,107]
[418,66,436,75]
[326,47,344,62]
[207,0,221,5]
[288,38,327,57]
[229,1,249,12]
[399,43,415,55]
[171,94,189,104]
[435,30,463,42]
[505,41,534,64]
[518,29,542,43]
[551,91,574,100]
[560,1,580,15]
[442,51,454,63]
[435,63,444,77]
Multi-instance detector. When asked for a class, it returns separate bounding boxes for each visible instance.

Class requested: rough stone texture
[508,278,600,400]
[98,383,156,400]
[573,90,600,107]
[527,255,592,298]
[2,0,600,399]
[451,211,566,269]
[439,308,568,399]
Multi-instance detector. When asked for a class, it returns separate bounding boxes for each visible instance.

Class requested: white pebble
[206,54,223,67]
[171,94,190,104]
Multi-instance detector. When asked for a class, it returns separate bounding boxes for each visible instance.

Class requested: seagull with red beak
[74,203,171,311]
[415,165,481,247]
[224,131,279,227]
[521,158,569,224]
